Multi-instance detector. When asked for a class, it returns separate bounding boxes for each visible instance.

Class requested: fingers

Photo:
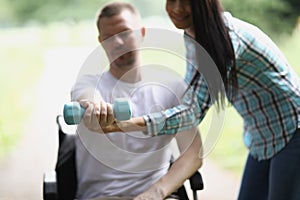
[106,103,115,125]
[99,100,115,126]
[81,101,93,125]
[81,101,101,132]
[80,100,115,133]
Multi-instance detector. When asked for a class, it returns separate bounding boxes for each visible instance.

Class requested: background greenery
[0,0,299,175]
[0,0,299,37]
[222,0,300,37]
[0,27,43,159]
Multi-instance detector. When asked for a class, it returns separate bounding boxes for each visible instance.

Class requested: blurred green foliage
[0,27,44,159]
[0,0,299,37]
[0,0,165,25]
[6,0,110,24]
[222,0,300,37]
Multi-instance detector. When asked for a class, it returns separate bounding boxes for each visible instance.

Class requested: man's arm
[71,74,102,103]
[134,128,203,200]
[71,81,146,134]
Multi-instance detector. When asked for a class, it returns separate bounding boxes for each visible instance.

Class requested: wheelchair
[43,115,204,200]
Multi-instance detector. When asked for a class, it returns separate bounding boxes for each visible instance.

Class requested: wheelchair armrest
[188,171,204,200]
[43,170,58,200]
[189,171,204,191]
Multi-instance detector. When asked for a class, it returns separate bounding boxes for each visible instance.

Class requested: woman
[83,0,300,199]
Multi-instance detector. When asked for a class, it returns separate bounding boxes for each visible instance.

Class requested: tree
[222,0,299,37]
[2,0,166,26]
[4,0,110,25]
[285,0,300,12]
[2,0,299,35]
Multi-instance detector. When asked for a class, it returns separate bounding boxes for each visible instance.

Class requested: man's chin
[114,57,135,68]
[114,59,129,68]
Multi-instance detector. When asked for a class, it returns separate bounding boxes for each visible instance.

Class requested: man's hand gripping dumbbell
[63,98,132,133]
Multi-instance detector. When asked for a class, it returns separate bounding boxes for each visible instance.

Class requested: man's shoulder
[142,72,186,98]
[141,67,186,85]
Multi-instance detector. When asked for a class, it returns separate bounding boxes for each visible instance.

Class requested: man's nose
[111,35,125,47]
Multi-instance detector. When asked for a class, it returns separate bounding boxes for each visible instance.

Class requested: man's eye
[119,31,132,38]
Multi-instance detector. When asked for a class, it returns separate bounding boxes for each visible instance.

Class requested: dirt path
[0,47,241,200]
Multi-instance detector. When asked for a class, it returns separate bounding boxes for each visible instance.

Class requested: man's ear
[141,27,146,38]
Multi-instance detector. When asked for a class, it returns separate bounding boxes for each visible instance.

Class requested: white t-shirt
[71,67,186,199]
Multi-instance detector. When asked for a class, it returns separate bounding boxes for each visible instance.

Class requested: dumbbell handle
[63,99,132,125]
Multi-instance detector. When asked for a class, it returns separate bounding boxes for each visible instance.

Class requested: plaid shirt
[144,13,300,160]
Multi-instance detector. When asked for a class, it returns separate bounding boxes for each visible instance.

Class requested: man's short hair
[96,2,140,34]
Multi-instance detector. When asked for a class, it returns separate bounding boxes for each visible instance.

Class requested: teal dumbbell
[63,98,132,125]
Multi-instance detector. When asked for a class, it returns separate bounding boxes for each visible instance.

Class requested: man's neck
[109,64,141,83]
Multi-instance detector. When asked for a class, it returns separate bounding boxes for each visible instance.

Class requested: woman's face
[165,0,193,31]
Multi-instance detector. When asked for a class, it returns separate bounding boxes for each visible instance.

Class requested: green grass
[0,22,96,161]
[279,30,300,73]
[0,27,44,159]
[200,106,246,177]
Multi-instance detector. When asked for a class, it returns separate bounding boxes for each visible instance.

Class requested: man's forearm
[148,132,203,198]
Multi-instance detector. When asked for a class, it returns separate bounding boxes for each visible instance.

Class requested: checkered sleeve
[144,73,211,136]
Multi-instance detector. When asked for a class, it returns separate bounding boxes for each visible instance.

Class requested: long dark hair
[188,0,237,107]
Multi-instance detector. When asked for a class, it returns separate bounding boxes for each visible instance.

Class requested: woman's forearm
[102,116,147,133]
[143,84,210,136]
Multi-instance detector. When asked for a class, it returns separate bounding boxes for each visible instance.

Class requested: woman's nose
[173,0,188,13]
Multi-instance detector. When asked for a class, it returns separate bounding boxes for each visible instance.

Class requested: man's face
[99,10,144,69]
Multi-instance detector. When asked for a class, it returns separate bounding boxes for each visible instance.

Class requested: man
[71,2,202,199]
